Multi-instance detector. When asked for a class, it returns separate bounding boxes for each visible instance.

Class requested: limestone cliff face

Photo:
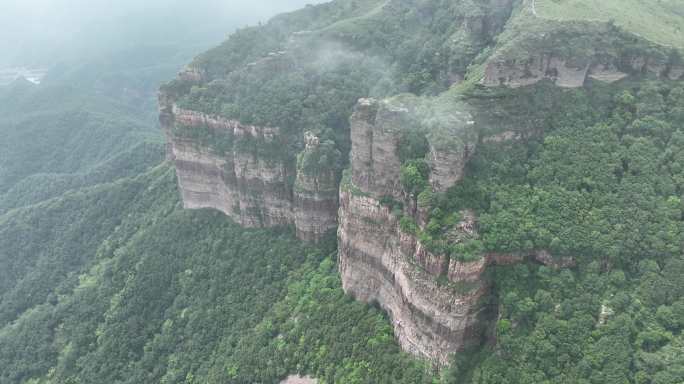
[338,189,491,365]
[338,99,490,365]
[427,121,477,193]
[482,20,684,88]
[483,52,683,88]
[483,55,592,88]
[294,133,339,242]
[337,98,578,364]
[348,99,404,198]
[159,95,338,242]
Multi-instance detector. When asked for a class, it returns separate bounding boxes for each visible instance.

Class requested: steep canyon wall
[159,98,338,242]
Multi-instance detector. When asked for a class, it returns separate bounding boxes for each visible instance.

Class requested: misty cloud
[0,0,327,66]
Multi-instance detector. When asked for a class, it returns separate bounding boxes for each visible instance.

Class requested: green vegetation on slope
[3,0,684,383]
[166,0,514,176]
[0,166,436,384]
[470,257,684,384]
[0,9,439,381]
[0,165,178,328]
[535,0,684,48]
[0,71,166,214]
[437,79,684,383]
[0,38,231,212]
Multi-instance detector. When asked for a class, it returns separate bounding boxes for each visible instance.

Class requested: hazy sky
[0,0,325,66]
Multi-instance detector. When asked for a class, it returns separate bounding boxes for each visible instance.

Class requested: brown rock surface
[349,98,404,198]
[159,95,338,242]
[483,55,590,88]
[481,19,680,89]
[338,99,490,365]
[338,190,490,365]
[294,132,339,242]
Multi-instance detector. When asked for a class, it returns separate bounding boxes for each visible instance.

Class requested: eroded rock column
[338,98,491,365]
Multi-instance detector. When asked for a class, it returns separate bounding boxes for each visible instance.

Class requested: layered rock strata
[483,54,684,88]
[482,21,684,88]
[294,133,340,242]
[338,99,489,365]
[337,98,578,364]
[159,97,338,242]
[338,189,491,365]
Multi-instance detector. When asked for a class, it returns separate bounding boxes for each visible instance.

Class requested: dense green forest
[0,72,436,382]
[0,165,434,383]
[2,0,684,383]
[6,76,684,384]
[0,3,439,382]
[443,81,684,384]
[0,74,436,384]
[0,52,173,213]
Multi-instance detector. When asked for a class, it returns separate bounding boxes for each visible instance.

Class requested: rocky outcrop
[338,99,490,365]
[177,66,205,83]
[168,104,293,227]
[443,0,516,82]
[280,376,317,384]
[483,54,682,88]
[294,133,339,242]
[427,124,476,193]
[483,55,591,88]
[349,98,406,198]
[337,97,579,364]
[428,143,472,192]
[587,63,628,83]
[482,20,683,88]
[159,96,337,242]
[338,189,491,365]
[669,65,684,81]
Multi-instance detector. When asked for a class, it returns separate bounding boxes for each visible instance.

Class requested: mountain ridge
[160,0,684,366]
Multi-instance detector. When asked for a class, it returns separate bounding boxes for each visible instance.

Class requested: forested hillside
[0,51,172,213]
[0,2,439,383]
[0,66,436,381]
[452,80,684,384]
[0,165,436,383]
[2,0,684,383]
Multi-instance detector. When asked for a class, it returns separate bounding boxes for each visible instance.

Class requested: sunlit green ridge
[535,0,684,49]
